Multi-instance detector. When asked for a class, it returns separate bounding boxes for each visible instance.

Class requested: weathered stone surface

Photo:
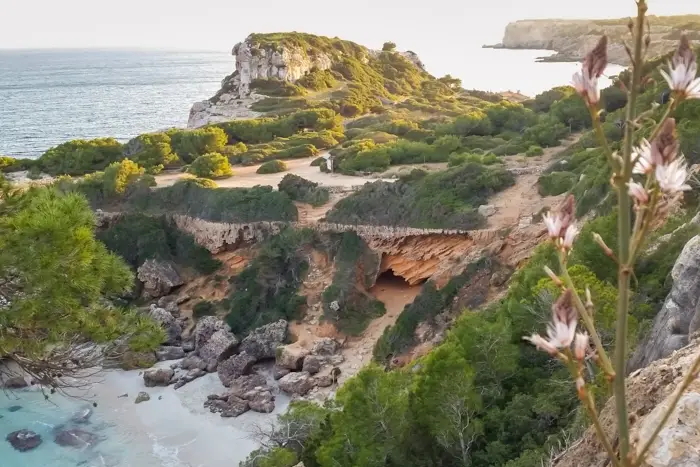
[156,346,185,361]
[229,374,268,398]
[1,376,28,389]
[478,204,497,217]
[137,259,183,298]
[314,375,333,388]
[218,352,256,386]
[311,338,339,356]
[172,368,206,389]
[120,350,157,370]
[302,355,323,375]
[70,407,93,424]
[6,429,42,452]
[630,236,700,371]
[554,337,700,467]
[241,387,275,414]
[204,395,250,417]
[53,428,99,448]
[135,392,151,404]
[277,345,309,370]
[198,329,238,367]
[181,355,208,371]
[148,305,182,345]
[143,368,174,387]
[273,366,290,380]
[157,295,180,317]
[240,320,287,361]
[279,371,314,396]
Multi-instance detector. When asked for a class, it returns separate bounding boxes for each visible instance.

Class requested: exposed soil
[294,192,347,226]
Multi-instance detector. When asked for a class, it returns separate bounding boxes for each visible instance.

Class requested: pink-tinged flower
[660,36,700,100]
[651,119,680,166]
[562,224,579,249]
[656,157,692,194]
[632,139,654,174]
[524,334,558,356]
[547,290,577,347]
[543,212,563,238]
[572,36,608,106]
[572,69,600,105]
[627,181,649,205]
[574,332,589,361]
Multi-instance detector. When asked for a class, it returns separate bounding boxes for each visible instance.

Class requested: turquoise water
[0,367,290,467]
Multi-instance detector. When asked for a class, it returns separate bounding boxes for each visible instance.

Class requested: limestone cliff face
[172,215,287,253]
[491,18,698,65]
[188,38,334,127]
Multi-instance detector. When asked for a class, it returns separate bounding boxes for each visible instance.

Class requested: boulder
[302,355,323,375]
[246,389,275,414]
[137,259,183,298]
[135,392,151,404]
[1,376,28,389]
[173,368,206,389]
[198,329,238,367]
[204,395,250,417]
[53,428,99,448]
[228,374,268,398]
[477,204,497,217]
[119,350,156,370]
[273,366,290,380]
[143,368,174,387]
[181,355,208,371]
[240,320,288,360]
[70,407,93,424]
[6,429,41,452]
[629,236,700,371]
[182,339,195,353]
[148,305,182,345]
[218,352,256,386]
[156,346,185,361]
[314,375,333,388]
[157,296,180,317]
[279,371,314,396]
[311,338,339,356]
[277,345,309,370]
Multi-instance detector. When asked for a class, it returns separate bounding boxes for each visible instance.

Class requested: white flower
[632,139,654,174]
[627,181,649,204]
[572,69,600,105]
[562,224,579,249]
[574,332,589,361]
[524,334,558,355]
[548,290,577,348]
[543,212,563,238]
[656,157,691,194]
[660,36,700,100]
[576,376,586,393]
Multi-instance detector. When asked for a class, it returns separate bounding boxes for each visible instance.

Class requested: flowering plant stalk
[524,1,700,466]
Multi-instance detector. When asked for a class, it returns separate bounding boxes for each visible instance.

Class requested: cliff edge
[486,15,700,65]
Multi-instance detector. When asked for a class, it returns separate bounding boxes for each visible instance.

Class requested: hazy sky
[2,0,696,52]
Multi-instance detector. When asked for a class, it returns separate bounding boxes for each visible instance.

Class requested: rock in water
[197,329,238,369]
[276,345,309,371]
[70,407,93,424]
[7,405,22,413]
[6,429,42,452]
[239,320,288,360]
[1,376,28,389]
[228,374,268,398]
[53,428,99,448]
[143,368,174,387]
[148,304,182,346]
[218,352,256,386]
[155,346,186,361]
[137,259,183,298]
[135,392,151,404]
[278,371,314,396]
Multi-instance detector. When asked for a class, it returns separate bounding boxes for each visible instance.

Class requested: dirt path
[155,152,395,189]
[486,133,582,228]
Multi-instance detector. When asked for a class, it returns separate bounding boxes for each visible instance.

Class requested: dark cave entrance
[369,269,423,316]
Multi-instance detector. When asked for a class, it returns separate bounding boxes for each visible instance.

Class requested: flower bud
[584,36,608,79]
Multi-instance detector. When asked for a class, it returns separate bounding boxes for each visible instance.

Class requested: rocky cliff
[487,16,700,65]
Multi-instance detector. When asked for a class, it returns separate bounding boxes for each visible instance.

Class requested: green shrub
[382,41,397,51]
[251,78,307,97]
[525,145,544,157]
[188,153,233,179]
[193,301,217,318]
[297,69,338,91]
[39,138,124,175]
[123,133,179,172]
[167,127,228,164]
[278,174,330,207]
[177,177,217,188]
[538,171,576,196]
[220,142,248,163]
[0,156,31,173]
[103,159,145,195]
[257,160,288,174]
[276,144,319,159]
[448,152,482,167]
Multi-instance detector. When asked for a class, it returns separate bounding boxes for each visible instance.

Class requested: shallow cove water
[0,364,289,467]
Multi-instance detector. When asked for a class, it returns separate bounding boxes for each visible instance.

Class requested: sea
[0,48,626,159]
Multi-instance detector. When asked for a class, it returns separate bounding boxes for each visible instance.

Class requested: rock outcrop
[148,304,182,346]
[629,236,700,372]
[277,345,309,371]
[278,371,314,396]
[218,352,256,386]
[137,259,183,298]
[143,368,175,387]
[239,320,288,360]
[554,336,700,467]
[188,37,333,127]
[6,429,42,452]
[487,18,699,66]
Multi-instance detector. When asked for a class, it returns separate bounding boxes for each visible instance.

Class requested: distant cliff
[485,15,700,65]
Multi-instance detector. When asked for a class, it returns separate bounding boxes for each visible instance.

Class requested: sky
[1,0,697,52]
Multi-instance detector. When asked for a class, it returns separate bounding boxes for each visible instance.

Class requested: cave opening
[369,268,423,318]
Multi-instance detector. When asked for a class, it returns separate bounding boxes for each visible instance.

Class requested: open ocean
[0,48,625,159]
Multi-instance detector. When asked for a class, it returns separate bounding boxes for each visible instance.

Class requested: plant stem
[584,392,622,467]
[559,255,615,377]
[615,3,648,464]
[590,106,618,171]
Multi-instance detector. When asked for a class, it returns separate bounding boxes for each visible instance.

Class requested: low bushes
[257,160,288,174]
[39,138,124,176]
[188,153,233,179]
[525,145,544,157]
[538,171,576,196]
[278,174,330,206]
